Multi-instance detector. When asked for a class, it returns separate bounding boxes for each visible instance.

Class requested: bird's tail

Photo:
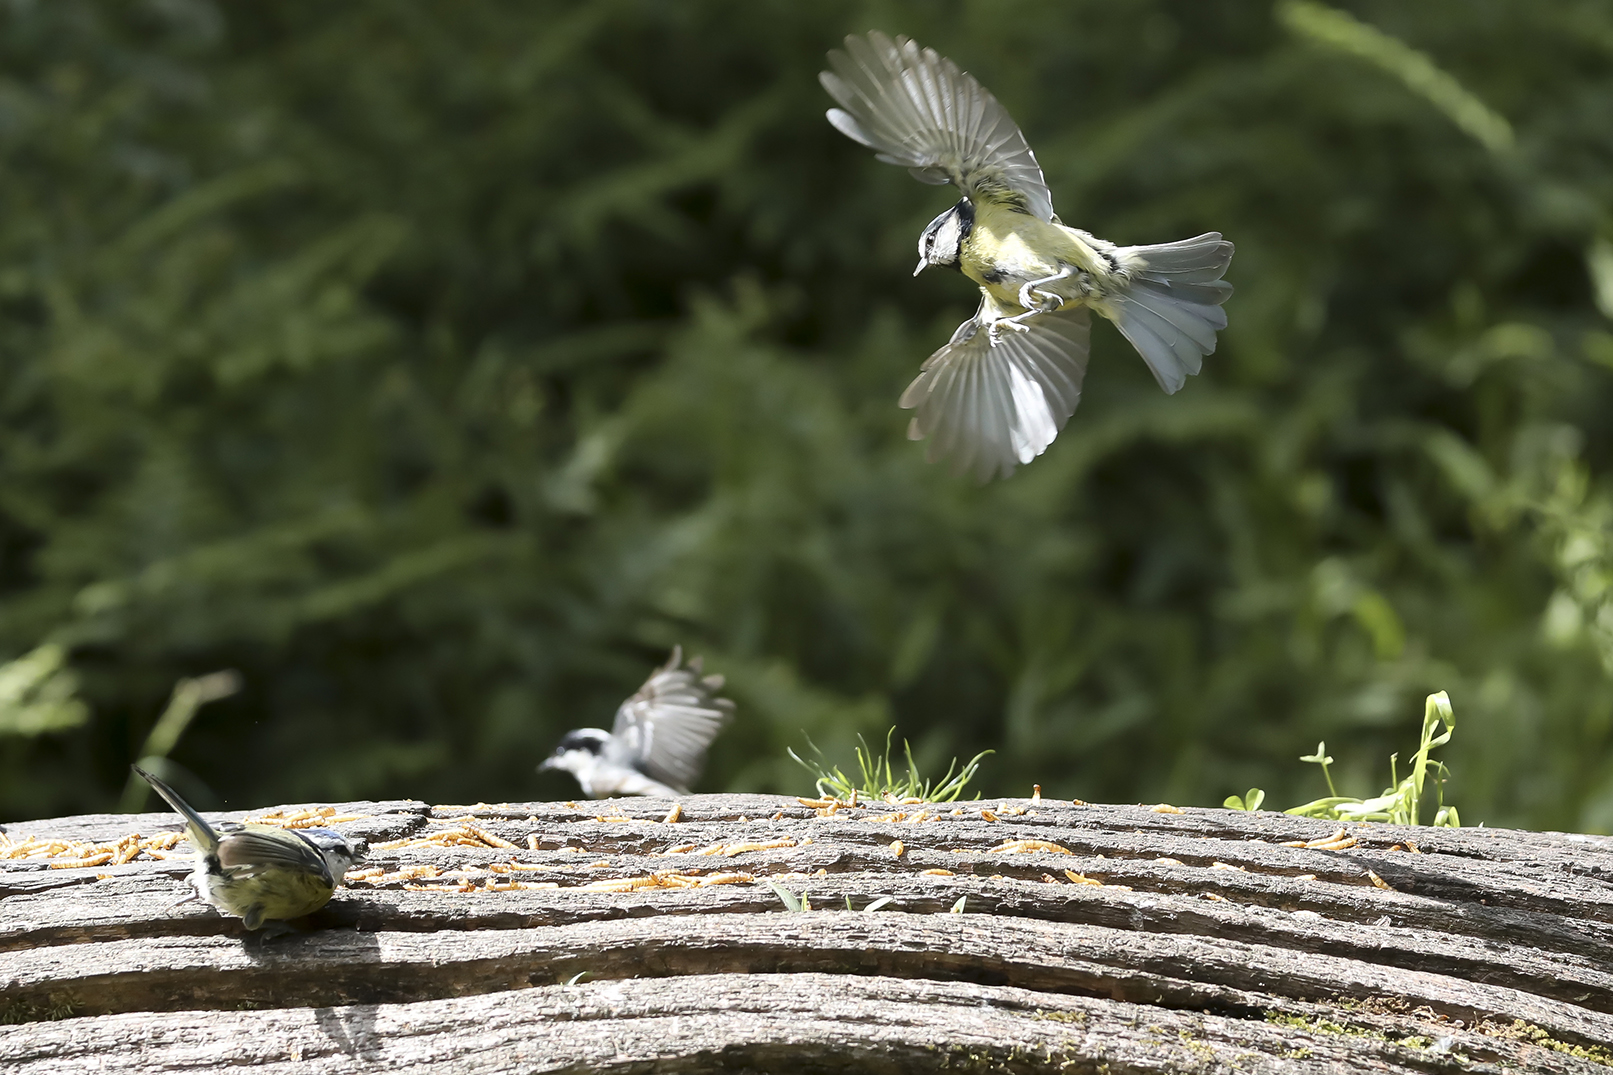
[1106,233,1234,394]
[132,764,219,854]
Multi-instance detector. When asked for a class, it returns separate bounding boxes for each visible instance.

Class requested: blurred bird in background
[540,647,734,798]
[132,764,366,931]
[822,31,1235,480]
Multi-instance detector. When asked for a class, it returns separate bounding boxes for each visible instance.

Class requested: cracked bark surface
[3,794,1612,1073]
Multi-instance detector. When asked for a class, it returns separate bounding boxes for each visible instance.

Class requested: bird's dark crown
[551,728,609,757]
[300,827,362,854]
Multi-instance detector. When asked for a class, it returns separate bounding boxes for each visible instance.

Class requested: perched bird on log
[540,647,734,798]
[131,765,366,931]
[821,31,1235,480]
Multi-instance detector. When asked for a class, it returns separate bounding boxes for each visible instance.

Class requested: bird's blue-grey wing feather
[215,826,334,885]
[899,298,1091,481]
[608,646,735,792]
[821,31,1055,221]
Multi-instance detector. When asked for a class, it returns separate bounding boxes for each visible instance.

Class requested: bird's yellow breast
[960,202,1105,307]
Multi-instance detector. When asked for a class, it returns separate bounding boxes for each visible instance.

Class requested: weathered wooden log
[3,793,1612,1072]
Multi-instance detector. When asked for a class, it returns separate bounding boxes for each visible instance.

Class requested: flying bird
[822,31,1234,479]
[540,647,734,798]
[131,764,366,931]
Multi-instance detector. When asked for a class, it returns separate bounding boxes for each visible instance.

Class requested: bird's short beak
[538,756,559,772]
[913,257,928,277]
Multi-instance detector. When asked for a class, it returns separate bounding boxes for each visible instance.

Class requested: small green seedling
[1232,691,1463,827]
[1223,788,1266,811]
[768,882,811,912]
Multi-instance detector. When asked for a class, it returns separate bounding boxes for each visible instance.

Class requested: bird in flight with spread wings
[822,31,1235,480]
[540,647,734,798]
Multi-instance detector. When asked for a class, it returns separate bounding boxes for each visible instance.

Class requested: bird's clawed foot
[1016,266,1074,314]
[1016,286,1063,313]
[988,315,1035,342]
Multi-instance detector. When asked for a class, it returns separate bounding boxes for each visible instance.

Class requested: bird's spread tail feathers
[1107,233,1234,394]
[132,764,220,854]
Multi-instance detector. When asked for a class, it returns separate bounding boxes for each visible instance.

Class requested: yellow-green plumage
[203,850,340,929]
[960,200,1108,308]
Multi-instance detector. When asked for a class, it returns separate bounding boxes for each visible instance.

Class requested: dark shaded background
[4,0,1613,830]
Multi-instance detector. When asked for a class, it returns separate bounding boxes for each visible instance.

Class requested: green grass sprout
[790,728,991,803]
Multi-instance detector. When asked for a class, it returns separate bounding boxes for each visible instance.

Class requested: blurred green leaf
[1277,0,1513,155]
[0,645,89,737]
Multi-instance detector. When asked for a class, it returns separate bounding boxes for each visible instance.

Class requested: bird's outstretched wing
[821,32,1055,221]
[608,647,735,792]
[899,296,1091,481]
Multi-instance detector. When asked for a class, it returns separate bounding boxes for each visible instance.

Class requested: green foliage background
[4,0,1613,830]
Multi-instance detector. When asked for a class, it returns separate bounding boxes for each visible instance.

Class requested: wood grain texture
[4,794,1612,1073]
[5,972,1574,1075]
